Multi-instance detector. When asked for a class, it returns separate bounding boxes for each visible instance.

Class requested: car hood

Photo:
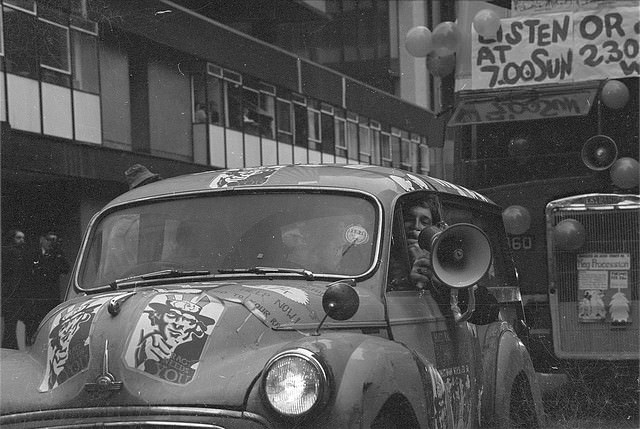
[1,280,384,414]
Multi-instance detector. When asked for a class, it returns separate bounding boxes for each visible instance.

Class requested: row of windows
[192,62,430,171]
[1,0,99,93]
[0,0,432,173]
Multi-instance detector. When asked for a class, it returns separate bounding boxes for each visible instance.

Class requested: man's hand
[410,257,433,289]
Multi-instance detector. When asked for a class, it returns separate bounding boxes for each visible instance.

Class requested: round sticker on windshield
[345,225,369,245]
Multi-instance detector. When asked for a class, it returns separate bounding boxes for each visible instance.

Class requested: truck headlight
[262,348,329,417]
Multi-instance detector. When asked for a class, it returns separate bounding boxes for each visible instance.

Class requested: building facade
[1,0,452,293]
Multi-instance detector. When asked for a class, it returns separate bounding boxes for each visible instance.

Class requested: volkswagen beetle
[0,164,544,428]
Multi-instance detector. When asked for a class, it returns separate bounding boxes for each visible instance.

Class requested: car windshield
[78,192,378,289]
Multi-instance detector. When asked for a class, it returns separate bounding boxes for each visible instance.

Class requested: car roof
[107,164,495,208]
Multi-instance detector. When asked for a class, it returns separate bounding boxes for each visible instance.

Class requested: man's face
[161,309,201,344]
[13,231,25,246]
[404,205,433,244]
[41,234,57,252]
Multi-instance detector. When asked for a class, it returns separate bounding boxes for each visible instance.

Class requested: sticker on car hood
[209,165,284,188]
[39,295,117,392]
[123,292,224,385]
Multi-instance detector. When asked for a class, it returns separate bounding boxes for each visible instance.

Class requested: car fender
[0,349,46,411]
[245,332,451,428]
[479,321,545,428]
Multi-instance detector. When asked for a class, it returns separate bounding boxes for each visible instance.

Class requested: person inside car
[403,199,440,290]
[391,198,499,325]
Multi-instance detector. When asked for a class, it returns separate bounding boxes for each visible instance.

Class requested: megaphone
[581,135,618,171]
[418,223,492,289]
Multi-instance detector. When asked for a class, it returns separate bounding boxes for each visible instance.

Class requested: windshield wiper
[217,266,315,280]
[109,269,211,290]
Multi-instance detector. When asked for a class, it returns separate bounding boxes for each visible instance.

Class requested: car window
[78,192,377,289]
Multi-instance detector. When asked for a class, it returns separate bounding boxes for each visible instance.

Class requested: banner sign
[448,88,596,126]
[472,5,640,89]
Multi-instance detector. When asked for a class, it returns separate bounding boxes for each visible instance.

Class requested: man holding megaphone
[403,199,443,291]
[399,196,499,325]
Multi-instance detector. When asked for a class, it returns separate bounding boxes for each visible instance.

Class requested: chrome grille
[0,406,270,429]
[547,194,639,359]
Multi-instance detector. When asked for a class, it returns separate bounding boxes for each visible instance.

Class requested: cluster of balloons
[405,9,501,77]
[405,21,460,77]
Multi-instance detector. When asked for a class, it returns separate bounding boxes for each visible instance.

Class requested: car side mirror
[313,281,359,335]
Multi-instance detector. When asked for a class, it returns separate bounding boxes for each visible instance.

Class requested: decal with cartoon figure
[40,296,115,392]
[124,293,224,384]
[432,330,475,429]
[212,284,324,329]
[209,166,284,188]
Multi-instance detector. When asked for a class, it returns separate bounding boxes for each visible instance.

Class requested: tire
[509,373,539,429]
[370,395,419,429]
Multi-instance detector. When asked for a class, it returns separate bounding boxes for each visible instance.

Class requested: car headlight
[262,348,329,417]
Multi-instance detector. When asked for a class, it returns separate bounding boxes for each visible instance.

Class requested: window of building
[291,94,307,148]
[3,0,35,13]
[0,6,4,58]
[294,103,308,147]
[334,111,347,158]
[3,5,38,78]
[370,120,381,165]
[242,86,261,137]
[276,98,293,144]
[69,0,88,17]
[410,135,422,172]
[225,81,243,131]
[192,72,207,123]
[71,29,99,93]
[321,111,335,155]
[359,122,371,163]
[193,65,225,126]
[207,74,224,126]
[308,106,321,151]
[391,128,401,168]
[347,114,358,160]
[419,142,430,175]
[39,19,70,73]
[400,132,411,170]
[380,131,391,167]
[259,83,276,139]
[39,13,71,86]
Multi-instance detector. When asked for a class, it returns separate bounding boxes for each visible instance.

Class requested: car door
[385,195,481,429]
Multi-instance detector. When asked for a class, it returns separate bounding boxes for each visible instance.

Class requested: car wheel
[509,373,539,429]
[370,395,419,429]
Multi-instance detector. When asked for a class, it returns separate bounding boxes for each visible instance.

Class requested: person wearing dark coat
[1,229,28,349]
[125,164,161,190]
[21,231,70,346]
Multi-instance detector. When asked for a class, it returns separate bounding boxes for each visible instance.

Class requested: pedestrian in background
[1,229,28,349]
[125,164,161,190]
[22,230,70,346]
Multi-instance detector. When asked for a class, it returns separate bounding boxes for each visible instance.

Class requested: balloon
[426,48,455,77]
[610,157,639,189]
[502,205,532,235]
[553,219,586,251]
[601,80,629,110]
[405,26,433,58]
[473,9,501,38]
[431,21,460,55]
